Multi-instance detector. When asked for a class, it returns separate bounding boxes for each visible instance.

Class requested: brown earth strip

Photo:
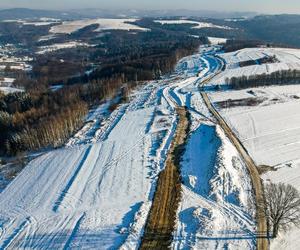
[201,91,269,250]
[139,107,190,250]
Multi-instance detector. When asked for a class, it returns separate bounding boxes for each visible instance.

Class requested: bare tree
[265,182,300,238]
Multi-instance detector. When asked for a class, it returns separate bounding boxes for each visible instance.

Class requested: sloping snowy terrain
[208,47,300,250]
[209,85,300,166]
[209,48,300,85]
[0,77,23,94]
[50,19,148,34]
[0,46,256,249]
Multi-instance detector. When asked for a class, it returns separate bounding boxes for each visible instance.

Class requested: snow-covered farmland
[209,72,300,167]
[154,19,233,30]
[22,21,59,26]
[221,47,300,66]
[209,47,300,85]
[2,18,60,26]
[0,86,23,94]
[211,85,300,250]
[50,18,149,34]
[36,41,92,54]
[207,47,300,249]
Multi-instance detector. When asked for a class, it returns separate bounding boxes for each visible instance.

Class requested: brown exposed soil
[139,107,190,250]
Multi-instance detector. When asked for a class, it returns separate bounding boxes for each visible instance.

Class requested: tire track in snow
[62,213,85,250]
[53,145,92,212]
[0,217,30,250]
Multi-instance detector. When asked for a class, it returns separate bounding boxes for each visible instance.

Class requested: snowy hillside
[210,47,300,85]
[0,46,257,249]
[50,18,149,34]
[208,47,300,250]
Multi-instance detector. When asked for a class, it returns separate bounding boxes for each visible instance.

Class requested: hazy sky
[1,0,300,14]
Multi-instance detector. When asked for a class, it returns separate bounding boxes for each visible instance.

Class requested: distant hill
[0,8,257,20]
[235,15,300,47]
[0,8,299,47]
[0,8,83,20]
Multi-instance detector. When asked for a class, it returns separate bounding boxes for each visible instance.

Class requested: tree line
[226,69,300,89]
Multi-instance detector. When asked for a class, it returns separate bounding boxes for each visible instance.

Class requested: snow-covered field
[0,77,24,94]
[0,46,256,249]
[0,86,23,94]
[209,47,300,85]
[50,19,149,34]
[36,41,92,54]
[2,18,60,26]
[208,46,300,250]
[208,37,227,45]
[211,85,300,250]
[209,72,300,168]
[154,20,233,30]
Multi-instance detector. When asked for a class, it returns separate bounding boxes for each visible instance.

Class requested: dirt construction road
[140,107,190,250]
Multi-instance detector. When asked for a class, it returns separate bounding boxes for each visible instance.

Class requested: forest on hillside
[0,28,202,156]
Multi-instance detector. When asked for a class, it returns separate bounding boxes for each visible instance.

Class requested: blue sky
[1,0,300,14]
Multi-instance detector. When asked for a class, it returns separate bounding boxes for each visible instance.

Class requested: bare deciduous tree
[265,182,300,238]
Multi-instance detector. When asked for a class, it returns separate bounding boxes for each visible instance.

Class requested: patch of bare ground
[257,165,276,175]
[139,107,190,250]
[215,97,266,109]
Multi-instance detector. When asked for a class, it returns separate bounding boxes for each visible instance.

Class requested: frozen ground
[208,47,300,86]
[208,46,300,250]
[0,46,256,249]
[50,19,149,34]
